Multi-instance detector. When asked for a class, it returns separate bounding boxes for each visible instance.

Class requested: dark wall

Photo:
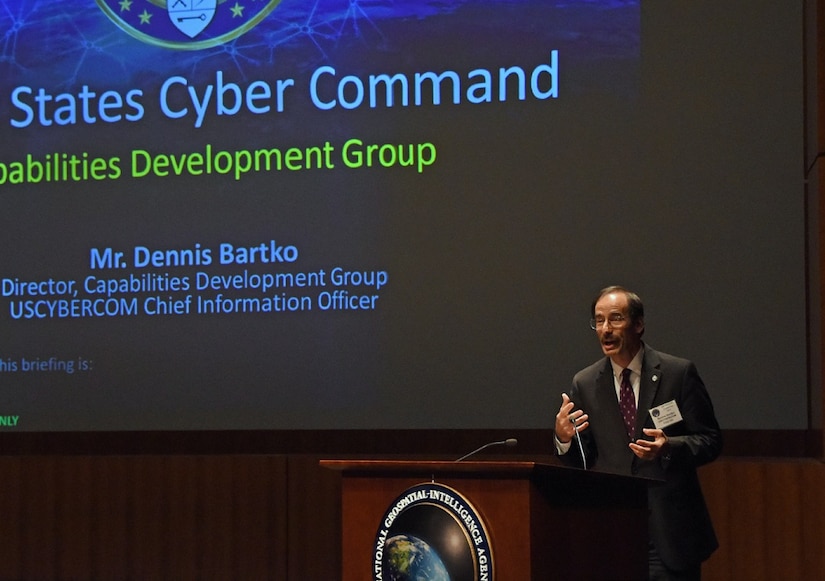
[0,453,824,580]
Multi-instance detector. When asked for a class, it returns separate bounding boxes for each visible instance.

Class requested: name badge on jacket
[650,400,683,429]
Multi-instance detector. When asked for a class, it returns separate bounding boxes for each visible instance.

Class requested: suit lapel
[636,347,663,434]
[594,359,632,440]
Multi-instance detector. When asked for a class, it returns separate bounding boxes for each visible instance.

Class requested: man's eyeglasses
[589,313,627,330]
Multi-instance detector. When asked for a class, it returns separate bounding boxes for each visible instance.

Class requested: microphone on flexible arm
[570,417,587,470]
[454,438,518,462]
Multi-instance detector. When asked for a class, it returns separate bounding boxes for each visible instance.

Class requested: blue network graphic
[0,0,637,88]
[0,0,470,87]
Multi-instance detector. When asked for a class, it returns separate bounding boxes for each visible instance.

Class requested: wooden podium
[321,460,648,580]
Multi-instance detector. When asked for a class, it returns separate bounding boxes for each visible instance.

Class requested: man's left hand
[629,428,669,461]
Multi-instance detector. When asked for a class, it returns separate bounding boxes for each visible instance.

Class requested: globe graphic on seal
[384,534,451,581]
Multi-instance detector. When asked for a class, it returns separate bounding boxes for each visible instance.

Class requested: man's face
[593,291,643,366]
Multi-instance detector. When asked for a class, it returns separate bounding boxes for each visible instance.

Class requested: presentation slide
[0,0,805,431]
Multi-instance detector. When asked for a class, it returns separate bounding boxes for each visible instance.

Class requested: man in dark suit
[554,285,722,580]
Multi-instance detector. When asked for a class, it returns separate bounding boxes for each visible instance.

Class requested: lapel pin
[652,375,659,382]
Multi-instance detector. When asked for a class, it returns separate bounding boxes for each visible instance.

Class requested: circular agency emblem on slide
[373,482,494,581]
[96,0,282,50]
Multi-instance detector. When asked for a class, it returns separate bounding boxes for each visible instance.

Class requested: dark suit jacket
[560,345,722,571]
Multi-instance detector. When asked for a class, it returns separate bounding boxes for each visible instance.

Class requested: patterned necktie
[619,368,636,439]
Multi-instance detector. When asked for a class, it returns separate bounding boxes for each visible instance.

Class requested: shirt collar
[611,343,645,379]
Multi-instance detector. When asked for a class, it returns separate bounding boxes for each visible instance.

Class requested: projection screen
[0,0,806,431]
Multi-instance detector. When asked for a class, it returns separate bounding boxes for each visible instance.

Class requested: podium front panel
[322,460,647,581]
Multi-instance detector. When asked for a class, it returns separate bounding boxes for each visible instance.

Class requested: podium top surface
[319,459,653,488]
[320,459,543,476]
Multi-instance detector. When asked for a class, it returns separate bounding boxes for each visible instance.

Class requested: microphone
[570,417,587,470]
[454,438,518,462]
